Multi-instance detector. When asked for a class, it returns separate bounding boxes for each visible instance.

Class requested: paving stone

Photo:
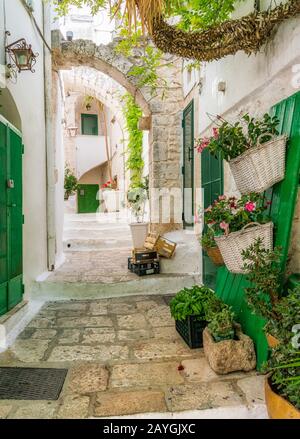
[10,402,57,419]
[48,345,129,362]
[46,302,87,311]
[82,328,116,344]
[88,303,108,316]
[133,340,193,361]
[27,317,56,329]
[94,390,167,417]
[32,329,58,340]
[66,363,108,394]
[18,328,36,339]
[111,361,184,388]
[146,306,174,327]
[56,316,113,328]
[58,329,81,344]
[117,329,151,342]
[10,340,49,362]
[181,358,219,382]
[108,303,137,314]
[56,395,90,419]
[153,326,179,340]
[166,381,244,412]
[135,300,160,312]
[236,375,266,405]
[0,405,13,419]
[56,309,87,318]
[117,314,148,330]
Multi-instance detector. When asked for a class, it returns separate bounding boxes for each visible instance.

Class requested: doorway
[182,100,194,228]
[0,116,24,316]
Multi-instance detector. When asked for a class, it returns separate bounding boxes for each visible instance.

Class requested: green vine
[122,93,144,188]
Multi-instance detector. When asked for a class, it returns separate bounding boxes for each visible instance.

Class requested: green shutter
[81,114,99,136]
[215,91,300,369]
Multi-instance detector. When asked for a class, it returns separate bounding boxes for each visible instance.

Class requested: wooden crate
[131,248,158,264]
[144,233,159,251]
[156,236,177,259]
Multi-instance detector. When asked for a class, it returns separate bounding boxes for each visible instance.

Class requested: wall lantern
[5,32,39,77]
[85,103,92,111]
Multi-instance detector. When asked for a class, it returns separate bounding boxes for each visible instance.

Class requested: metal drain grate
[0,368,68,400]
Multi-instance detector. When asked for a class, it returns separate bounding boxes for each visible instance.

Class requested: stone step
[63,239,132,252]
[31,274,201,302]
[64,222,130,231]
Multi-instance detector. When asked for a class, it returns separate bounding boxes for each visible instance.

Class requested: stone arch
[52,32,184,232]
[0,88,22,131]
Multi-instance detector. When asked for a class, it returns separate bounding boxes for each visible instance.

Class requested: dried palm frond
[113,0,165,33]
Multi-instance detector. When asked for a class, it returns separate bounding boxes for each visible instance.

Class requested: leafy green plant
[266,344,300,410]
[200,229,217,249]
[207,307,235,342]
[265,286,300,344]
[242,238,282,322]
[64,166,78,199]
[127,185,148,223]
[195,113,279,161]
[170,285,215,322]
[122,93,144,189]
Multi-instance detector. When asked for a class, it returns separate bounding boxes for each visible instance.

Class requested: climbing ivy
[122,93,144,188]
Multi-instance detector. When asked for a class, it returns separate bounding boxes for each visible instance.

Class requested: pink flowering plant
[205,193,271,237]
[195,113,279,161]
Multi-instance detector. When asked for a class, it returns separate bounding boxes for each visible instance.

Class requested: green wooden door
[215,91,300,369]
[182,101,194,227]
[77,184,100,214]
[0,117,24,316]
[201,149,224,289]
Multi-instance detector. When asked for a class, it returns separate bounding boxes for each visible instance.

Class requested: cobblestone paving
[0,295,266,418]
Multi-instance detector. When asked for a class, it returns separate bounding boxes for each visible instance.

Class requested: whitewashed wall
[0,0,49,287]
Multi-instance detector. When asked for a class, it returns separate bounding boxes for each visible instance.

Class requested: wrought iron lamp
[5,32,39,78]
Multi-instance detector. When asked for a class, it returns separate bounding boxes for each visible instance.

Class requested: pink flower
[220,222,229,234]
[218,195,226,201]
[244,201,256,212]
[196,137,210,154]
[213,128,219,139]
[205,206,212,213]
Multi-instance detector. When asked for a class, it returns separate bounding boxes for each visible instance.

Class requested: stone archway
[52,32,184,233]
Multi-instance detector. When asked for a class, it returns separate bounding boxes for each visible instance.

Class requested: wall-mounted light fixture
[5,31,39,79]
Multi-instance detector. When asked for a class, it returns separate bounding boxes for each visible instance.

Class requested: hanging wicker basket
[205,247,224,267]
[215,222,274,274]
[229,135,287,195]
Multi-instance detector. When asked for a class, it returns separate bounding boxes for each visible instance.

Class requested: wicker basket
[206,247,224,266]
[215,222,274,274]
[229,135,287,195]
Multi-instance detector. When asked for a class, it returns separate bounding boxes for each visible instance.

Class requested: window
[81,114,98,136]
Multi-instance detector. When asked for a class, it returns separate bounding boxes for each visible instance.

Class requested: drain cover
[0,368,68,400]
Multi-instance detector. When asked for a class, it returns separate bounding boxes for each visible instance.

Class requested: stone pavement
[0,295,267,419]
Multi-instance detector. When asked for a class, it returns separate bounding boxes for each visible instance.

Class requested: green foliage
[195,113,279,161]
[64,166,78,198]
[200,229,217,249]
[170,285,215,321]
[265,286,300,344]
[204,193,270,236]
[122,93,144,189]
[266,344,300,410]
[242,238,282,322]
[207,307,235,342]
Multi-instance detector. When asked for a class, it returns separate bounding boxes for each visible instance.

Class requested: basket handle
[257,133,276,146]
[242,222,261,231]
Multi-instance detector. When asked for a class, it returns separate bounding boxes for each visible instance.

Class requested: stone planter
[102,190,120,212]
[203,325,256,374]
[129,223,149,249]
[265,376,300,419]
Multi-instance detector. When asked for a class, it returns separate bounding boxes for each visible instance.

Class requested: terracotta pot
[206,247,224,266]
[266,333,280,349]
[265,376,300,419]
[129,223,149,249]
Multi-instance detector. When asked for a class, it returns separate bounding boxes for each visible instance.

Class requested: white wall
[0,0,49,287]
[76,135,107,178]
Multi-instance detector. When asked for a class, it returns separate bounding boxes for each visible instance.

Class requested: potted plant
[195,113,287,194]
[101,177,120,213]
[264,342,300,419]
[200,229,224,266]
[127,184,149,249]
[170,285,214,349]
[205,193,273,273]
[64,166,78,200]
[203,301,257,374]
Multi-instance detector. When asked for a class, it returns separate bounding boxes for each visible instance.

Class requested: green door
[77,184,100,213]
[201,149,224,288]
[182,101,194,227]
[0,117,24,316]
[215,91,300,369]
